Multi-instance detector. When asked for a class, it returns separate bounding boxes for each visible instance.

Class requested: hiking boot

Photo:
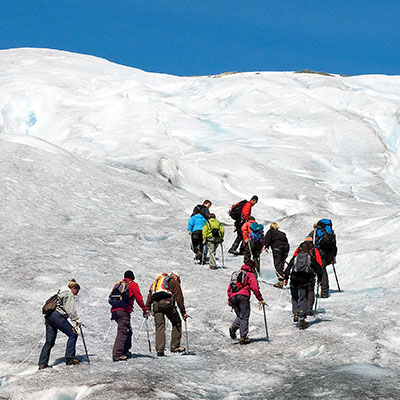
[38,364,50,370]
[170,346,185,353]
[195,252,202,260]
[228,249,239,256]
[320,293,329,298]
[229,325,237,339]
[293,313,299,322]
[66,358,81,366]
[124,351,132,358]
[113,354,128,362]
[306,310,314,317]
[157,350,165,357]
[299,319,308,330]
[209,265,217,270]
[239,337,251,345]
[273,281,284,289]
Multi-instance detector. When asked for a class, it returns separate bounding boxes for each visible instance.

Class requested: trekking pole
[144,317,151,353]
[261,303,269,340]
[184,318,190,355]
[332,262,341,292]
[221,243,225,268]
[79,326,90,364]
[314,284,320,312]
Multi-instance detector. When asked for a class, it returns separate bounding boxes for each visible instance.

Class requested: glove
[143,310,150,318]
[188,231,192,236]
[75,319,85,328]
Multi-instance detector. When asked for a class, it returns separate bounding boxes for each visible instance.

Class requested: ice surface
[0,48,400,399]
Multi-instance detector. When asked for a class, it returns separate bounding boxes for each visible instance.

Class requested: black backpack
[228,200,247,220]
[292,252,312,274]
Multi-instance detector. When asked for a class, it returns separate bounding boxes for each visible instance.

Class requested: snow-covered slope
[0,48,400,399]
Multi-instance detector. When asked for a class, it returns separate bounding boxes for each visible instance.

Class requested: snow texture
[0,48,400,399]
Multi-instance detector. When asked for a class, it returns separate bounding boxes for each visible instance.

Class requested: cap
[251,195,258,202]
[124,270,135,280]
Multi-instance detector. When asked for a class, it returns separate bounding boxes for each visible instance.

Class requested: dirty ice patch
[20,385,93,400]
[335,363,397,379]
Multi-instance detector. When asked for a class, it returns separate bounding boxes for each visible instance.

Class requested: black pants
[319,250,329,296]
[291,286,308,319]
[230,220,244,252]
[191,230,204,255]
[272,248,288,279]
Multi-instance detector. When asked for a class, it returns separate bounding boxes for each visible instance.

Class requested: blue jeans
[230,294,251,338]
[38,311,78,366]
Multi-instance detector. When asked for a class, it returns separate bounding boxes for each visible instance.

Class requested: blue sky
[1,1,399,76]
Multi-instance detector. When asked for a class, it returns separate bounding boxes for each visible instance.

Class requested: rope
[1,332,46,382]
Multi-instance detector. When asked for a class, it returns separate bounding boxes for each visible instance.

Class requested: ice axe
[79,326,90,364]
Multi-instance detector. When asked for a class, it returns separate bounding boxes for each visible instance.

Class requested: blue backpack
[250,223,264,243]
[315,219,336,252]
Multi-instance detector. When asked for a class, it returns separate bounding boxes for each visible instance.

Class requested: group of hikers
[188,196,338,337]
[37,195,337,369]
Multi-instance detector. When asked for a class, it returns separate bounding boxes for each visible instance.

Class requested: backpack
[42,293,58,317]
[108,281,131,308]
[229,200,247,220]
[292,252,312,274]
[150,274,173,301]
[250,222,264,243]
[230,270,248,292]
[315,219,336,252]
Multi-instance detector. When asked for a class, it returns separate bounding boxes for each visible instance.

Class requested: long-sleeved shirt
[56,286,79,321]
[227,264,263,302]
[111,278,148,314]
[241,201,253,221]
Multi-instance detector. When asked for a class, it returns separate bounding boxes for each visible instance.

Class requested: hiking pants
[307,277,316,313]
[191,230,204,256]
[230,220,244,252]
[207,240,219,269]
[112,310,132,358]
[38,311,78,366]
[272,248,288,280]
[319,251,329,296]
[230,294,251,338]
[152,298,182,351]
[290,286,308,320]
[243,241,263,273]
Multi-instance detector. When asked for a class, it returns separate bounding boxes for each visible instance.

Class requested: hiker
[227,260,265,344]
[38,279,83,369]
[242,217,264,274]
[191,199,212,220]
[188,209,207,262]
[228,195,258,256]
[308,219,338,298]
[264,222,290,288]
[291,238,322,316]
[202,213,225,269]
[284,241,322,330]
[146,272,189,356]
[109,270,149,362]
